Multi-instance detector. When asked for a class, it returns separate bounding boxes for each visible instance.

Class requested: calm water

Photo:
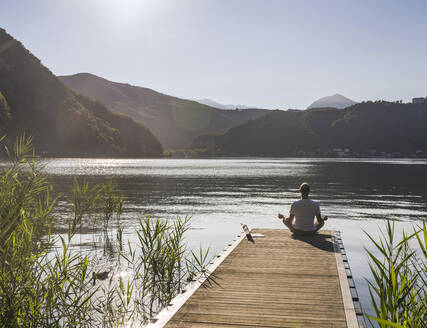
[14,158,427,317]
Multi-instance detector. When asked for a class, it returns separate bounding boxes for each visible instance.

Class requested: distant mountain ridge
[193,98,256,110]
[60,73,269,149]
[0,28,162,157]
[307,94,357,109]
[190,101,427,157]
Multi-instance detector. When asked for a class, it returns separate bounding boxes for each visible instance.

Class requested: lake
[21,158,427,318]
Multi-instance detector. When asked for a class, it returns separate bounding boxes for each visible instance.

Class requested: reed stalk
[365,220,426,328]
[0,135,212,327]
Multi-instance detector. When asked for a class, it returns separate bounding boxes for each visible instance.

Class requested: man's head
[299,182,310,198]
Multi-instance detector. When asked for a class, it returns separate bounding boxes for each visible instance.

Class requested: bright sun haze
[1,0,427,108]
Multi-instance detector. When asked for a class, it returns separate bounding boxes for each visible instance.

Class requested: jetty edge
[146,229,365,328]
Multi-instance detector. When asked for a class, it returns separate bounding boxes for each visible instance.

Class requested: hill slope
[60,73,268,149]
[0,28,162,157]
[193,98,255,110]
[307,94,356,109]
[190,101,427,157]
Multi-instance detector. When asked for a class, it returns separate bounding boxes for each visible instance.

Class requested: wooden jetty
[147,229,364,328]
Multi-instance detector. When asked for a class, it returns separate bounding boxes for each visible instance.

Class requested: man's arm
[278,213,295,223]
[278,201,295,221]
[278,213,294,230]
[315,213,328,223]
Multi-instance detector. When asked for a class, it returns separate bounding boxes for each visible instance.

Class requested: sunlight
[105,0,148,24]
[1,2,427,326]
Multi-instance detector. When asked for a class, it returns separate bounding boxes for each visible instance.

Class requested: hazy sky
[2,0,427,109]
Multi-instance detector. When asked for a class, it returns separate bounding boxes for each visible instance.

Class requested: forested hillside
[0,91,11,123]
[190,101,427,157]
[60,73,269,149]
[0,28,162,157]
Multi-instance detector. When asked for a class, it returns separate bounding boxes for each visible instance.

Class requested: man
[278,182,328,235]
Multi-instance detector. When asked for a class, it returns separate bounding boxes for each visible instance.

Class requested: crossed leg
[314,218,325,231]
[282,217,295,231]
[282,217,324,235]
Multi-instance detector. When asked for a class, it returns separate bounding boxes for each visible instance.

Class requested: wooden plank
[149,229,357,328]
[146,233,246,327]
[167,312,347,328]
[333,231,359,328]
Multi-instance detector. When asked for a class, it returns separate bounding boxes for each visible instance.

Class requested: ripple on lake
[3,157,426,317]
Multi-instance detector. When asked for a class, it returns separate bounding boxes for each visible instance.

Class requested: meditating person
[278,182,328,235]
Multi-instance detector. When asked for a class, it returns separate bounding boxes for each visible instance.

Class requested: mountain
[307,94,357,109]
[189,101,427,157]
[0,28,162,157]
[193,98,255,110]
[60,74,268,149]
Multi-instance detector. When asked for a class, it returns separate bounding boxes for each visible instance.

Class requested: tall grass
[0,136,211,327]
[365,220,426,328]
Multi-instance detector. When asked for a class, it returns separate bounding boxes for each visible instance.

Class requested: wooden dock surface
[152,229,358,328]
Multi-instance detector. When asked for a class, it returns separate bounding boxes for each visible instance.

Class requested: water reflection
[4,157,425,318]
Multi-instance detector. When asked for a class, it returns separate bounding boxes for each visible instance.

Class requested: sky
[1,0,427,109]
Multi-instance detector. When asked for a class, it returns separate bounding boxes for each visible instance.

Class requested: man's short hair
[299,182,310,196]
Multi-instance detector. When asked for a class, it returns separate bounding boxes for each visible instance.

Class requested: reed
[0,135,94,327]
[365,220,426,328]
[0,135,212,327]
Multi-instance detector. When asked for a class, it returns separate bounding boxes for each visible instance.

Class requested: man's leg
[282,218,298,233]
[314,218,325,232]
[283,217,320,235]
